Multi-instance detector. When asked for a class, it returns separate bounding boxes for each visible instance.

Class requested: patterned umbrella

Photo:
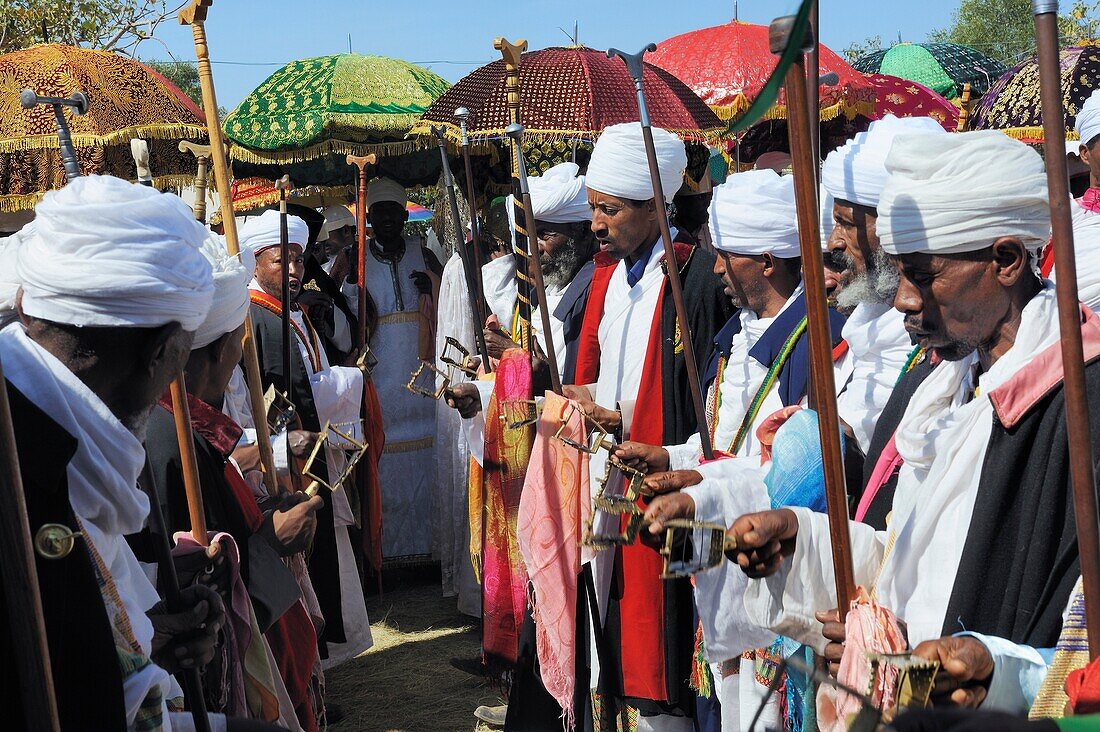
[852,42,1007,100]
[410,46,723,148]
[866,73,960,131]
[969,44,1100,143]
[224,53,450,187]
[648,21,875,124]
[0,43,208,211]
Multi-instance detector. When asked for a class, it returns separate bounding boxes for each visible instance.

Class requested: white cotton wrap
[586,122,687,203]
[821,114,947,210]
[709,169,801,257]
[192,233,253,349]
[367,176,407,208]
[238,209,309,260]
[878,130,1051,256]
[0,222,30,314]
[17,175,213,331]
[528,162,591,222]
[1077,89,1100,148]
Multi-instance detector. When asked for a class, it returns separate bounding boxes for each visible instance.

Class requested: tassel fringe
[0,123,207,153]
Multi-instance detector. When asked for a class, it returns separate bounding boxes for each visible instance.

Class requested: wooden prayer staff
[494,37,535,348]
[454,107,488,324]
[169,377,211,546]
[346,153,377,350]
[606,45,715,461]
[1034,0,1100,659]
[275,176,302,491]
[180,0,280,497]
[771,15,856,610]
[138,461,212,732]
[179,141,212,222]
[505,122,563,393]
[0,356,60,730]
[431,125,493,369]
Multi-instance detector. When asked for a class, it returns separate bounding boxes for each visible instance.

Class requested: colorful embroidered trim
[249,290,324,373]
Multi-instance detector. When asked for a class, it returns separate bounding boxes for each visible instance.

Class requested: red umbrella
[866,73,960,131]
[411,45,723,147]
[649,20,875,123]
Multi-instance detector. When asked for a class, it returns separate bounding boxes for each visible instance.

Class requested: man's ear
[142,321,188,378]
[760,252,776,276]
[991,236,1030,287]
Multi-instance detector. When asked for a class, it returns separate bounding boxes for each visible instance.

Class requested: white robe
[1054,196,1100,312]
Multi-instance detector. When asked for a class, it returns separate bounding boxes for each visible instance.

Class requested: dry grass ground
[326,566,503,732]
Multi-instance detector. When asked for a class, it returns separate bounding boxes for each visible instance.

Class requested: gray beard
[542,238,586,290]
[835,247,900,311]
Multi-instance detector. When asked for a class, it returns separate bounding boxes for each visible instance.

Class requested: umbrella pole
[955,83,973,133]
[275,176,301,492]
[607,45,714,461]
[504,123,563,393]
[455,107,490,328]
[805,0,820,172]
[432,127,493,369]
[1033,0,1100,660]
[494,37,535,350]
[179,141,212,222]
[771,15,855,611]
[180,0,281,498]
[0,354,60,731]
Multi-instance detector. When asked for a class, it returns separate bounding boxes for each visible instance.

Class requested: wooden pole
[607,45,714,461]
[180,0,280,497]
[805,0,820,173]
[955,83,973,133]
[168,378,210,545]
[275,176,301,492]
[772,17,855,611]
[455,107,489,326]
[346,154,376,350]
[505,123,563,393]
[1034,0,1100,659]
[179,141,212,222]
[431,126,493,369]
[0,356,60,730]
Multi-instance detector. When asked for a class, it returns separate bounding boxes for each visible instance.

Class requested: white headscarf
[0,223,30,315]
[324,204,356,230]
[586,122,687,203]
[879,130,1051,256]
[528,162,591,222]
[367,177,408,208]
[192,233,253,349]
[821,114,947,209]
[17,175,213,331]
[709,170,801,258]
[1077,89,1100,149]
[238,209,309,260]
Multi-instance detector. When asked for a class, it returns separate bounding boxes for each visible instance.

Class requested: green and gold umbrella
[224,53,449,186]
[852,42,1007,100]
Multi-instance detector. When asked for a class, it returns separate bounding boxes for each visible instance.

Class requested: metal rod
[275,176,301,492]
[1034,0,1100,660]
[20,89,88,182]
[607,44,714,461]
[455,107,489,328]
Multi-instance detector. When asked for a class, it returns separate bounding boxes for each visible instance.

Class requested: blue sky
[147,0,962,109]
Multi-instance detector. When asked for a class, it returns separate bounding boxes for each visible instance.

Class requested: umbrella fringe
[993,126,1073,143]
[0,173,196,212]
[227,137,429,164]
[408,120,726,149]
[0,124,208,152]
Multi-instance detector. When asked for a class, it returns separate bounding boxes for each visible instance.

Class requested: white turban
[879,130,1051,256]
[586,122,687,203]
[16,175,213,331]
[238,209,309,260]
[367,177,407,208]
[528,162,591,222]
[324,204,355,230]
[0,224,30,315]
[1077,90,1100,149]
[192,233,253,350]
[709,170,801,258]
[821,114,947,210]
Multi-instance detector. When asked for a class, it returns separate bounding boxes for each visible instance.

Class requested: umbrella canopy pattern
[852,42,1007,100]
[969,44,1100,143]
[866,73,960,131]
[225,53,450,166]
[410,46,724,149]
[0,44,208,211]
[648,21,875,123]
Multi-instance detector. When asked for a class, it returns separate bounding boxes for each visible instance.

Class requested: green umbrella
[224,53,449,184]
[852,42,1007,99]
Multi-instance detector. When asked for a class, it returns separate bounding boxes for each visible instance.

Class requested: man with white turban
[567,122,733,729]
[614,170,846,731]
[0,175,227,730]
[731,131,1098,716]
[239,209,373,670]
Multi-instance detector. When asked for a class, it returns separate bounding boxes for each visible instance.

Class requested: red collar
[157,390,244,459]
[1081,188,1100,213]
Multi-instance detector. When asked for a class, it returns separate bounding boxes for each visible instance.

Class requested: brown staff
[770,15,856,610]
[346,153,377,350]
[180,0,280,497]
[505,122,562,393]
[606,45,714,460]
[179,140,212,222]
[274,175,303,492]
[454,106,489,325]
[0,355,60,729]
[1034,0,1100,659]
[955,83,973,133]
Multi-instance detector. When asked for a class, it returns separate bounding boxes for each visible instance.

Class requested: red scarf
[248,289,323,373]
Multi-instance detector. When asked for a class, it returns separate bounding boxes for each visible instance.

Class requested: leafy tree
[144,58,201,108]
[0,0,186,56]
[842,35,883,65]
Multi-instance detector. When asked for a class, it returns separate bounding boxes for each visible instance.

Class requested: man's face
[211,323,245,395]
[893,249,1007,360]
[588,190,659,261]
[533,220,587,288]
[254,244,305,303]
[130,325,194,439]
[367,201,408,241]
[827,200,878,290]
[673,191,712,235]
[713,249,766,312]
[324,225,354,259]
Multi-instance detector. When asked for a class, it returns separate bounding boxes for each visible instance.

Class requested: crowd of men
[9,76,1100,732]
